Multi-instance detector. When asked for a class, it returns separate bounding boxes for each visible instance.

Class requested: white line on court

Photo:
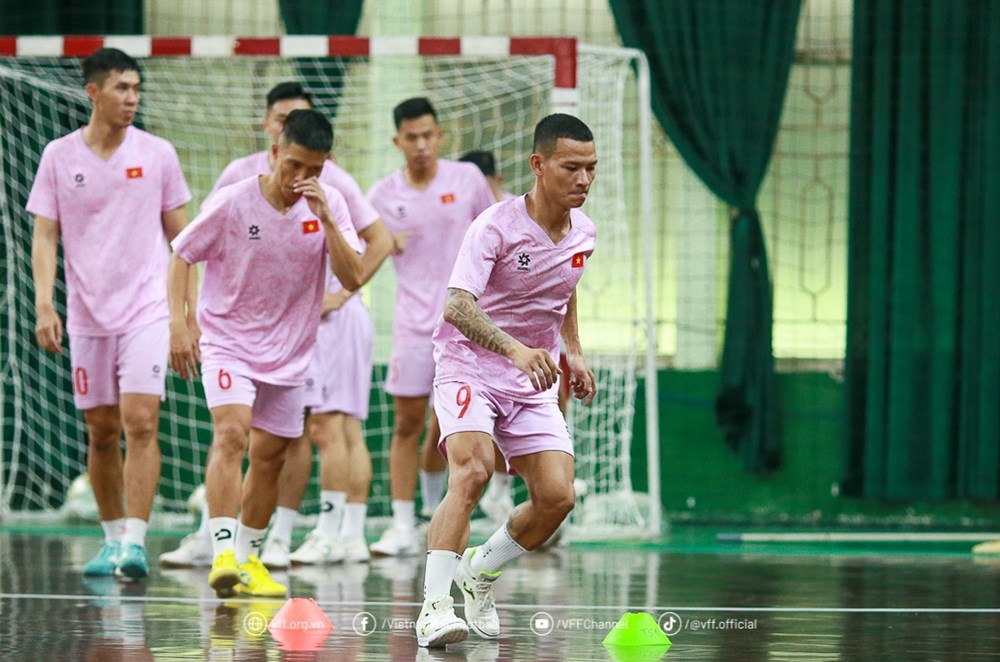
[2,592,998,614]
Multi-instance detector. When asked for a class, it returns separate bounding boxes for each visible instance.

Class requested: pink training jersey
[171,176,361,385]
[206,151,379,296]
[433,196,597,401]
[26,126,192,336]
[368,159,495,343]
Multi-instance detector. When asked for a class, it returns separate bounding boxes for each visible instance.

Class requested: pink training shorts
[385,337,436,398]
[201,366,306,439]
[304,298,374,419]
[68,318,169,410]
[433,380,573,474]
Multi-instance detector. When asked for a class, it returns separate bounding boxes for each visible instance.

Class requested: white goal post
[0,35,659,540]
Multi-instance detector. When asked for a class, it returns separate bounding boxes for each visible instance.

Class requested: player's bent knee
[85,412,121,448]
[449,462,491,501]
[536,490,576,520]
[211,421,249,458]
[120,415,158,443]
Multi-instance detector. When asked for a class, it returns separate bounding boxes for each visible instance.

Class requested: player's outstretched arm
[31,215,63,354]
[444,287,559,391]
[167,253,199,380]
[560,289,596,406]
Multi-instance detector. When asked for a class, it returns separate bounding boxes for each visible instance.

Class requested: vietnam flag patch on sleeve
[440,193,456,204]
[126,167,143,179]
[571,252,585,268]
[302,220,320,234]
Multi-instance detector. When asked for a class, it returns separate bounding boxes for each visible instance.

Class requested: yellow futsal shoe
[238,555,288,597]
[209,549,241,598]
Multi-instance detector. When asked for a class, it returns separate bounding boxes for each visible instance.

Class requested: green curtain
[279,0,363,34]
[610,0,802,472]
[845,0,1000,499]
[0,0,142,34]
[278,0,365,122]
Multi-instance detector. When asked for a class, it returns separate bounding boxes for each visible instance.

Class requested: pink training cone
[267,598,333,651]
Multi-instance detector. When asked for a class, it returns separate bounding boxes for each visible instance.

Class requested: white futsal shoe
[337,537,371,563]
[158,532,212,568]
[454,547,501,639]
[259,535,291,569]
[289,529,344,565]
[369,525,420,557]
[416,595,469,648]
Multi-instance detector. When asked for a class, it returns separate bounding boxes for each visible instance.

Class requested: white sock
[235,522,268,563]
[340,502,367,541]
[485,472,512,500]
[420,470,448,514]
[269,506,298,542]
[391,499,416,531]
[317,490,347,540]
[196,497,211,541]
[120,517,148,548]
[423,550,462,601]
[472,523,527,574]
[101,518,126,543]
[209,517,238,558]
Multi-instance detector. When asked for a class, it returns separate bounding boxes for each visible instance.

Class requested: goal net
[0,36,657,539]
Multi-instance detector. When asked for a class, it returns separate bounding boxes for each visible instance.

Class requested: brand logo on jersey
[248,225,261,240]
[517,252,531,271]
[302,220,320,234]
[126,167,143,179]
[74,173,86,187]
[395,205,407,219]
[152,365,161,377]
[441,193,456,204]
[571,253,585,268]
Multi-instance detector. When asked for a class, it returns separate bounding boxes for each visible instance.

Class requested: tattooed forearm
[444,288,518,358]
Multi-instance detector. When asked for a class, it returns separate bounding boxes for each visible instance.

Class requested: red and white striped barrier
[0,35,577,90]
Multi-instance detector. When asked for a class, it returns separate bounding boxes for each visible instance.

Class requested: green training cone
[602,612,672,648]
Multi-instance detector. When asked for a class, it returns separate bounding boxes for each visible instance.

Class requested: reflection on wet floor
[2,528,1000,660]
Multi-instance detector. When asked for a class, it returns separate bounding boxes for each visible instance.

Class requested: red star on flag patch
[126,167,143,179]
[441,193,456,204]
[571,253,585,268]
[302,220,320,234]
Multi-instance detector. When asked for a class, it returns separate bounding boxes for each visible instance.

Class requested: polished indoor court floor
[2,523,999,660]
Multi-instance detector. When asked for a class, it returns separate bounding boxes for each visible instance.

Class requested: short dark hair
[280,109,333,153]
[458,150,498,177]
[267,81,312,111]
[533,114,594,156]
[393,97,437,130]
[82,48,140,87]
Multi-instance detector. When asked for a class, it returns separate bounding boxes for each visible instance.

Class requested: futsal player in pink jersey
[27,48,195,581]
[415,114,598,647]
[457,149,522,526]
[158,82,393,570]
[167,109,364,598]
[367,97,495,557]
